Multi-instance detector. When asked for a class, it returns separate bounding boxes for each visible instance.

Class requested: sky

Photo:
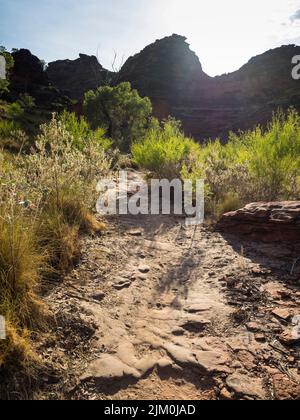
[0,0,300,76]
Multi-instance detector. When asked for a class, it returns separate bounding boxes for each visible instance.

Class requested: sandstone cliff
[45,35,300,141]
[119,35,300,140]
[47,54,113,100]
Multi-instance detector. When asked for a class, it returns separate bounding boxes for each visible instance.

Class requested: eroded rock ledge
[217,201,300,242]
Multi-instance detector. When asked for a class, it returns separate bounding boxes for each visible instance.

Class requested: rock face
[119,34,208,101]
[15,35,300,141]
[8,49,71,111]
[119,35,300,141]
[47,54,113,99]
[11,49,49,92]
[217,202,300,242]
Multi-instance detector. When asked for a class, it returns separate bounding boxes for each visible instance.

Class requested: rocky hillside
[118,35,300,140]
[8,49,71,111]
[27,35,300,141]
[47,54,113,100]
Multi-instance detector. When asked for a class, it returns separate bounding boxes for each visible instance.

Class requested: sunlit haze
[1,0,300,75]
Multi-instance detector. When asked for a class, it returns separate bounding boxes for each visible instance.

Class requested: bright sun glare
[153,0,300,75]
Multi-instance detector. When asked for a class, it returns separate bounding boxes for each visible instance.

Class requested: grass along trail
[39,179,300,400]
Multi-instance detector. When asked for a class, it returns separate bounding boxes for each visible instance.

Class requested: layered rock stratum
[217,202,300,242]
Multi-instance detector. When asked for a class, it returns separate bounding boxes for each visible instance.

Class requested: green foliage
[133,109,300,217]
[83,82,152,151]
[7,102,25,120]
[17,94,35,110]
[201,109,300,206]
[59,111,111,151]
[132,118,202,180]
[0,119,27,152]
[0,119,21,137]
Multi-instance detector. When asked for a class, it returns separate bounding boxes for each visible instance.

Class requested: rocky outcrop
[119,34,209,101]
[119,35,300,141]
[47,54,113,100]
[8,49,71,111]
[10,49,49,92]
[217,202,300,242]
[12,36,300,141]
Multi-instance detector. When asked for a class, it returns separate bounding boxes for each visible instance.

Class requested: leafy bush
[17,94,35,110]
[7,102,25,120]
[59,111,111,151]
[0,115,110,388]
[0,120,28,152]
[84,82,152,151]
[132,118,201,180]
[133,109,300,217]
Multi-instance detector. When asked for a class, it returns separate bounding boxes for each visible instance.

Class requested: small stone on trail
[272,308,294,322]
[91,292,105,302]
[127,228,143,237]
[184,303,212,314]
[180,317,211,333]
[279,329,300,346]
[113,279,132,290]
[226,373,266,399]
[138,264,150,274]
[246,322,262,332]
[255,334,266,343]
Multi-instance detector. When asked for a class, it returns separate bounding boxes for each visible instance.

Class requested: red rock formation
[47,54,113,100]
[217,202,300,242]
[45,34,300,141]
[119,35,300,141]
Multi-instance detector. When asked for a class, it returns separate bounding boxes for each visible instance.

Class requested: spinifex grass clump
[0,202,46,383]
[0,114,111,393]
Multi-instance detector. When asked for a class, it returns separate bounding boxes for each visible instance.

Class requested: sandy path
[41,192,300,400]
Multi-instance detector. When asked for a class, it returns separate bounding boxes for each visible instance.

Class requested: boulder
[217,202,300,242]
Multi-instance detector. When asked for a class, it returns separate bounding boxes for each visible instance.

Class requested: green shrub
[17,94,35,111]
[132,109,300,217]
[0,120,28,152]
[7,102,24,120]
[132,118,202,180]
[201,109,300,208]
[84,82,153,151]
[59,111,111,151]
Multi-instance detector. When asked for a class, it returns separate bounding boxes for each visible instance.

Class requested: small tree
[83,82,152,151]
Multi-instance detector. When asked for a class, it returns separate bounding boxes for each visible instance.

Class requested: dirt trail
[40,184,300,400]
